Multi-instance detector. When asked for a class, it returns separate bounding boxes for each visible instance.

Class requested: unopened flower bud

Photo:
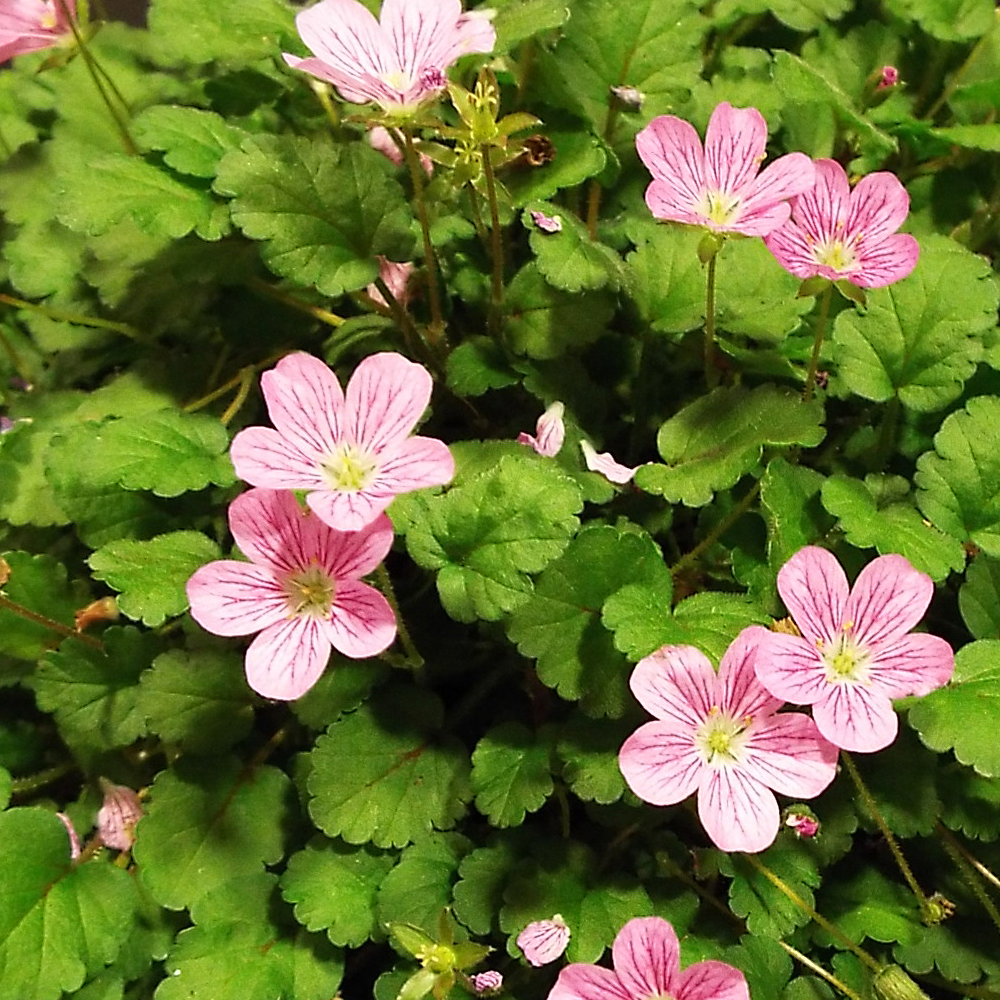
[469,970,503,995]
[367,256,415,310]
[877,65,899,90]
[96,780,143,851]
[785,811,819,838]
[516,914,570,967]
[517,402,565,458]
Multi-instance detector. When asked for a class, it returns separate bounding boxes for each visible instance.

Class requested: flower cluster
[187,352,454,700]
[620,547,953,852]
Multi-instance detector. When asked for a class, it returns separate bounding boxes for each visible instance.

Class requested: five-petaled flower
[186,488,396,701]
[750,547,954,753]
[548,916,748,1000]
[764,159,919,288]
[230,352,454,533]
[619,629,838,853]
[0,0,75,63]
[636,101,815,237]
[283,0,495,114]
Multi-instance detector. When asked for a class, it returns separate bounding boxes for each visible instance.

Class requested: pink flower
[877,65,899,89]
[636,102,815,237]
[368,126,434,175]
[529,210,563,234]
[283,0,495,114]
[785,812,819,838]
[518,401,565,458]
[186,488,396,700]
[230,352,454,533]
[518,914,570,967]
[549,916,748,1000]
[96,780,143,851]
[0,0,75,62]
[619,630,838,853]
[367,256,415,309]
[764,160,919,288]
[580,441,638,485]
[750,547,954,753]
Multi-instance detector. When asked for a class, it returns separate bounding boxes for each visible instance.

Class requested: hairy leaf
[471,722,555,827]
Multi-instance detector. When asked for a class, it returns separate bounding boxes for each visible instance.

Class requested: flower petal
[845,553,933,646]
[813,684,898,753]
[294,0,390,80]
[549,965,630,1000]
[611,917,681,1000]
[282,56,395,106]
[629,645,717,727]
[245,616,331,700]
[377,435,456,492]
[228,488,312,574]
[262,353,345,457]
[717,627,784,720]
[763,221,821,280]
[345,351,434,454]
[381,0,495,77]
[777,546,848,643]
[306,484,394,533]
[703,103,767,196]
[868,633,954,699]
[325,579,396,658]
[619,721,703,806]
[853,233,919,288]
[787,159,851,244]
[319,512,395,579]
[580,441,638,484]
[636,116,706,217]
[846,171,911,247]
[230,426,327,492]
[677,961,750,1000]
[517,916,570,967]
[741,714,839,799]
[752,630,829,706]
[736,152,815,235]
[699,767,780,853]
[186,561,287,637]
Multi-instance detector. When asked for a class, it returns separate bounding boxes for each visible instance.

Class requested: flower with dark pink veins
[283,0,495,114]
[750,547,954,753]
[619,629,838,853]
[230,352,454,533]
[636,102,815,237]
[764,159,919,288]
[96,780,143,851]
[549,917,748,1000]
[186,488,396,700]
[518,914,570,967]
[0,0,75,63]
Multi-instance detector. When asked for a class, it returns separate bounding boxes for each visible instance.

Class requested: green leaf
[818,868,921,949]
[491,0,570,52]
[215,136,415,296]
[0,808,136,1000]
[453,841,519,936]
[446,337,519,396]
[725,937,793,1000]
[939,764,1000,841]
[291,658,389,730]
[0,768,9,810]
[760,459,829,571]
[525,203,627,293]
[281,836,394,948]
[135,757,293,911]
[557,712,631,804]
[831,237,998,411]
[89,531,220,626]
[401,452,583,623]
[308,686,471,849]
[136,648,256,753]
[820,475,965,582]
[376,833,467,933]
[471,722,555,827]
[626,222,705,334]
[916,397,1000,557]
[959,557,1000,640]
[133,106,249,178]
[508,525,668,716]
[884,0,994,40]
[909,640,1000,777]
[637,386,825,507]
[33,628,158,754]
[894,920,1000,983]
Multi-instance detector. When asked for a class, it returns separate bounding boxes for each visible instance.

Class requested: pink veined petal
[763,221,823,279]
[740,714,839,799]
[636,116,707,214]
[866,632,955,699]
[186,561,288,637]
[753,631,829,706]
[726,200,792,238]
[245,616,332,700]
[845,553,934,647]
[230,426,328,492]
[580,441,638,484]
[325,579,396,659]
[306,483,394,533]
[294,0,391,80]
[377,435,456,492]
[629,645,717,727]
[619,721,703,807]
[777,546,849,643]
[315,512,394,580]
[813,684,898,753]
[282,55,394,105]
[381,0,495,78]
[261,353,345,457]
[845,170,911,247]
[369,125,405,166]
[644,181,708,228]
[517,917,570,967]
[698,767,781,853]
[853,233,920,288]
[345,351,434,454]
[611,917,681,1000]
[735,152,816,235]
[227,488,314,575]
[548,965,630,1000]
[703,103,768,196]
[677,961,750,1000]
[717,627,785,720]
[787,159,852,244]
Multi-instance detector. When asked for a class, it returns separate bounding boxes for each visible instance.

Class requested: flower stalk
[402,127,445,340]
[804,283,833,402]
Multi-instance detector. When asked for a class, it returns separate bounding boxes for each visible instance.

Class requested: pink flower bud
[367,256,415,310]
[56,812,81,860]
[529,210,563,234]
[785,812,820,838]
[877,66,899,90]
[516,914,570,967]
[517,402,565,458]
[470,970,504,994]
[96,780,143,851]
[369,126,434,176]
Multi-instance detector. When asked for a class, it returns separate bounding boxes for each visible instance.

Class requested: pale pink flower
[785,812,819,838]
[580,440,638,485]
[750,547,954,753]
[230,352,454,533]
[764,160,919,288]
[96,780,143,851]
[283,0,496,114]
[56,812,81,860]
[549,917,748,1000]
[368,126,434,175]
[619,630,838,853]
[367,256,415,309]
[529,210,563,234]
[469,970,504,994]
[877,66,899,89]
[518,914,570,967]
[517,401,565,457]
[0,0,75,62]
[186,488,396,700]
[636,102,815,237]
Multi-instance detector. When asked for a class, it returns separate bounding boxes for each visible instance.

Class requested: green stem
[10,762,76,796]
[401,127,444,340]
[936,822,1000,937]
[183,354,283,416]
[842,752,934,923]
[0,292,144,341]
[0,594,103,649]
[219,368,254,427]
[248,279,344,328]
[375,564,424,670]
[480,143,505,338]
[704,252,718,388]
[873,394,901,471]
[934,822,1000,892]
[779,942,867,1000]
[670,480,761,575]
[803,284,832,402]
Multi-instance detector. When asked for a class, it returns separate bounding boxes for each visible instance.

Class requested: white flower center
[816,623,871,684]
[696,189,741,226]
[284,564,335,618]
[382,69,415,93]
[695,707,751,767]
[812,236,860,273]
[320,443,378,492]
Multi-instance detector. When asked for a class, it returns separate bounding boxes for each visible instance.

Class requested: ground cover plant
[0,0,999,998]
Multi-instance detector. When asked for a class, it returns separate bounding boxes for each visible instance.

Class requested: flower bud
[469,970,503,995]
[96,780,143,851]
[785,811,819,838]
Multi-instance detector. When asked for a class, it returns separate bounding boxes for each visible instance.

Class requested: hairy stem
[401,127,444,339]
[375,563,424,670]
[0,594,103,649]
[480,143,505,338]
[249,279,345,328]
[924,14,998,121]
[10,762,76,796]
[936,821,1000,937]
[803,284,832,402]
[670,480,761,575]
[704,252,718,388]
[0,292,144,341]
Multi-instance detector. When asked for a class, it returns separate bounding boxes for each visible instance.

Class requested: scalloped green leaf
[816,868,921,949]
[556,712,630,804]
[958,556,1000,640]
[471,723,555,827]
[525,203,627,293]
[453,841,519,936]
[884,0,994,41]
[637,386,825,507]
[133,106,249,178]
[507,130,606,205]
[760,459,829,571]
